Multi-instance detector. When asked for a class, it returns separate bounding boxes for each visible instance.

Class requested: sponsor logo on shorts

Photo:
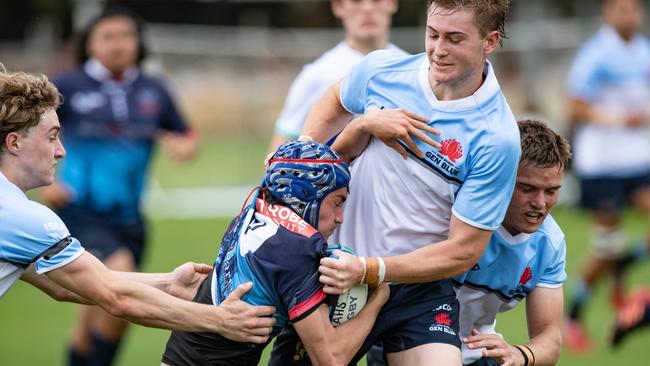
[429,303,456,335]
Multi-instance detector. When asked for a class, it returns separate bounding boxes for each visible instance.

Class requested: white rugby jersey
[274,42,405,139]
[330,51,520,257]
[454,216,567,364]
[566,26,650,177]
[0,172,84,298]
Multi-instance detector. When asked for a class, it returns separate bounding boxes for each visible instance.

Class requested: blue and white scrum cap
[263,140,351,229]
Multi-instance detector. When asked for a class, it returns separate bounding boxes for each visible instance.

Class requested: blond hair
[0,66,61,152]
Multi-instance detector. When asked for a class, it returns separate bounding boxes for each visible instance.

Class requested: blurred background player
[267,0,400,153]
[162,140,390,365]
[458,119,570,366]
[564,0,650,353]
[37,7,199,366]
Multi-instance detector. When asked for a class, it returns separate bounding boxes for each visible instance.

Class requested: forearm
[21,267,92,304]
[112,271,172,294]
[384,238,485,283]
[301,81,352,143]
[105,278,224,332]
[569,98,625,127]
[524,287,564,365]
[522,326,562,366]
[331,117,372,164]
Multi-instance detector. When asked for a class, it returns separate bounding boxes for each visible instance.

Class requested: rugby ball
[329,284,368,327]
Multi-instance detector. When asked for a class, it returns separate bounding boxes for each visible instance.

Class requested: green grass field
[2,136,650,365]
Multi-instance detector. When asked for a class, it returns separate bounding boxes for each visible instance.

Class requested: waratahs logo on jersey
[440,139,463,163]
[519,267,533,286]
[508,267,534,299]
[424,137,462,177]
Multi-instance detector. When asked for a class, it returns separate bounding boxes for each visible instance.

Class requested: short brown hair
[518,119,571,170]
[0,67,61,152]
[427,0,510,42]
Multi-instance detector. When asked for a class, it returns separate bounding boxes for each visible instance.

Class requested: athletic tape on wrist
[359,257,367,285]
[377,257,386,284]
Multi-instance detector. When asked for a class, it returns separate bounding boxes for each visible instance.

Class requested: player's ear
[389,0,398,15]
[483,30,500,56]
[331,0,344,19]
[4,132,21,155]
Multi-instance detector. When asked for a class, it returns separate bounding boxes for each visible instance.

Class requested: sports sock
[612,303,650,347]
[67,346,89,366]
[88,332,122,366]
[569,279,590,321]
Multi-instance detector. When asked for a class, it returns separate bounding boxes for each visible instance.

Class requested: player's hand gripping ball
[325,245,368,326]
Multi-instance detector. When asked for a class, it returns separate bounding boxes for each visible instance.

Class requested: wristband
[521,345,535,366]
[514,345,529,366]
[359,257,367,285]
[377,257,386,284]
[365,257,380,289]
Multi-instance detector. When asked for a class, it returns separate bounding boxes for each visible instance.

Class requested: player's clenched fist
[319,249,364,295]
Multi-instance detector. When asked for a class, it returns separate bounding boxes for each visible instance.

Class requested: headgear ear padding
[264,141,351,228]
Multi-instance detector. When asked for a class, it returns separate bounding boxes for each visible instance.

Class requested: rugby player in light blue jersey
[0,68,276,346]
[564,0,650,353]
[271,1,520,365]
[457,120,571,366]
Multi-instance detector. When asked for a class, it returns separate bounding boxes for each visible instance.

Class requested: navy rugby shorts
[59,207,146,266]
[269,280,460,365]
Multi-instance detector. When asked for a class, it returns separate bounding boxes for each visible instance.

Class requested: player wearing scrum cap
[162,141,390,366]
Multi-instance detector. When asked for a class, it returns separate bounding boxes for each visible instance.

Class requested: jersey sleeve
[339,50,396,115]
[0,201,84,274]
[537,239,567,288]
[565,42,602,102]
[157,81,190,133]
[259,228,328,322]
[274,65,328,139]
[452,130,521,230]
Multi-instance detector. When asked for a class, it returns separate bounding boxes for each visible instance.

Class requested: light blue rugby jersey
[566,26,650,177]
[331,50,520,257]
[0,172,85,298]
[454,215,567,364]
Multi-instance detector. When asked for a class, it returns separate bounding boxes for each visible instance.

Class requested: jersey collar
[496,225,531,245]
[0,171,27,199]
[84,58,140,86]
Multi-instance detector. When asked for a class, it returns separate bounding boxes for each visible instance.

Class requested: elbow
[94,288,129,318]
[451,247,483,276]
[102,296,128,318]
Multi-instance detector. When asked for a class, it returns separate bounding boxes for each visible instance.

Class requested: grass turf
[2,206,650,365]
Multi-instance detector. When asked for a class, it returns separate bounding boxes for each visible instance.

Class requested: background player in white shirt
[284,1,519,364]
[267,0,399,153]
[564,0,650,353]
[458,119,571,366]
[0,68,276,345]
